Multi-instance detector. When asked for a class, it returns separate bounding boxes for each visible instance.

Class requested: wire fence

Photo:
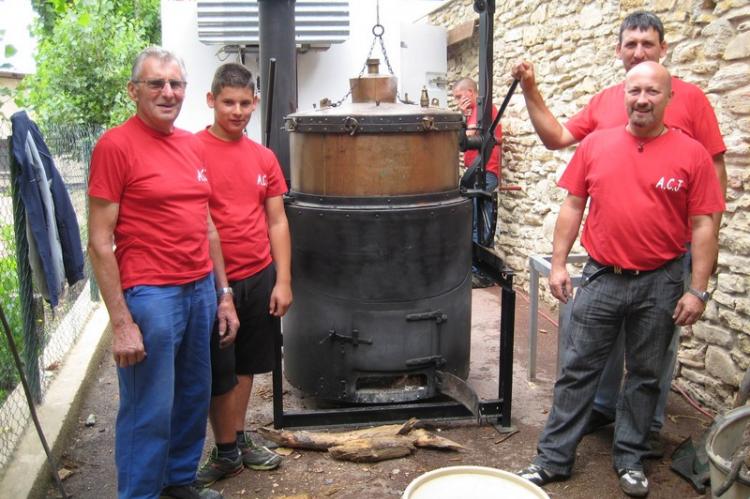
[0,119,101,473]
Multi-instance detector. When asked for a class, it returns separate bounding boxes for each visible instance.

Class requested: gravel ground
[47,286,714,498]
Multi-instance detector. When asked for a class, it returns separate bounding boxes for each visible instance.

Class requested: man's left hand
[216,295,240,348]
[673,293,706,326]
[269,282,292,317]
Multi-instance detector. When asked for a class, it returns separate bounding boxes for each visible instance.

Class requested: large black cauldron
[282,65,471,403]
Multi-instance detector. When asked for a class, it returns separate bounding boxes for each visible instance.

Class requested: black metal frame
[271,261,515,429]
[269,0,516,431]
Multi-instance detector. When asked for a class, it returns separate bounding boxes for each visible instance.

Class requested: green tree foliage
[31,0,160,43]
[30,0,69,39]
[18,0,157,128]
[0,225,24,402]
[1,29,18,128]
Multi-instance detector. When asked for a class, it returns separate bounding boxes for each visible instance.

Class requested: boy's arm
[266,196,292,316]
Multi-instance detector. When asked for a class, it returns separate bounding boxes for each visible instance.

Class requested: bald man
[515,62,723,497]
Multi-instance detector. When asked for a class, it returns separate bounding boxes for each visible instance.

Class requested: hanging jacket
[10,111,85,306]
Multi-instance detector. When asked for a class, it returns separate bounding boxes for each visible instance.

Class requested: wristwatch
[688,287,710,303]
[217,287,234,301]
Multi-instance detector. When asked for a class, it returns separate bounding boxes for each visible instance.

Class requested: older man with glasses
[88,46,239,499]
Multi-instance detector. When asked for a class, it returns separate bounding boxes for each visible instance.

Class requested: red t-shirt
[565,76,726,157]
[198,130,287,282]
[559,127,725,270]
[88,116,213,289]
[463,104,502,178]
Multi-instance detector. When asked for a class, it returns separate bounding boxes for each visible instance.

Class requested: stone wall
[429,0,750,412]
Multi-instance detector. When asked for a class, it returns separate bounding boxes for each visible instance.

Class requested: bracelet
[217,287,234,300]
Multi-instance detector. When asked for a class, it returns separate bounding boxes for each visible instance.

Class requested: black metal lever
[405,310,448,324]
[319,328,373,346]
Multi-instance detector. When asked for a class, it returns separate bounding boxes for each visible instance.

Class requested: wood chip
[58,468,75,481]
[275,447,294,456]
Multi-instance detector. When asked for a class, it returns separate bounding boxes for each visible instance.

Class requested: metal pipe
[259,0,297,187]
[0,304,68,498]
[264,58,277,149]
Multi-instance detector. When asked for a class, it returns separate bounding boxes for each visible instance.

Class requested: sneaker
[239,433,282,470]
[583,409,615,435]
[644,431,664,459]
[195,447,243,487]
[516,463,568,486]
[617,468,649,497]
[160,484,223,499]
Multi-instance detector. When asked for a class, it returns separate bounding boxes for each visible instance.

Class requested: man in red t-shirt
[511,11,726,450]
[452,77,503,286]
[88,47,238,499]
[517,62,723,497]
[194,63,291,487]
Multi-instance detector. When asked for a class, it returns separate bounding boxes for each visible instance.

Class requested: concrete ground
[46,285,713,498]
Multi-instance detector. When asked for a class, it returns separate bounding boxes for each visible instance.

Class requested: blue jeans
[472,172,498,252]
[535,257,683,475]
[116,274,216,499]
[592,250,691,431]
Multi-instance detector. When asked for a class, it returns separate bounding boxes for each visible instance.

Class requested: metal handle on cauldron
[405,310,447,324]
[320,328,373,346]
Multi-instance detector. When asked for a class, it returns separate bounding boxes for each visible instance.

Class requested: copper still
[282,61,472,403]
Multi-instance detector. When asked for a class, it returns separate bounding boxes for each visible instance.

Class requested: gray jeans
[534,257,684,475]
[593,250,691,431]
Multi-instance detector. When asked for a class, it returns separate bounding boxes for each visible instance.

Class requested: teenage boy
[195,63,292,487]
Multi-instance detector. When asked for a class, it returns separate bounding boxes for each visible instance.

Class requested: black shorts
[210,263,279,396]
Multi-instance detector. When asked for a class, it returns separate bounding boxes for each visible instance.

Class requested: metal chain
[330,1,407,107]
[331,35,378,107]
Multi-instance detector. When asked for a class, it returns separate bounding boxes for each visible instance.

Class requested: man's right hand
[112,321,146,368]
[511,60,537,92]
[549,265,573,303]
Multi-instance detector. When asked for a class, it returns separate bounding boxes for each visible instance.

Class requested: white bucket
[402,465,550,499]
[706,405,750,499]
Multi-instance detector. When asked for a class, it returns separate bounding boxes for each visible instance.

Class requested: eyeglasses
[132,79,187,91]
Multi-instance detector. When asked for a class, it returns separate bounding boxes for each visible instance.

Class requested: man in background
[452,77,503,288]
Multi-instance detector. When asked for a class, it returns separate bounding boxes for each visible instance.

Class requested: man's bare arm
[712,153,727,233]
[549,194,586,303]
[673,214,717,326]
[88,196,145,367]
[266,196,292,317]
[511,60,578,150]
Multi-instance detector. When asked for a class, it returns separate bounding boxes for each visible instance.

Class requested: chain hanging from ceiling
[331,0,404,107]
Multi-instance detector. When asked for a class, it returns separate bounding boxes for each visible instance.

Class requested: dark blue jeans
[535,257,683,475]
[471,172,498,248]
[116,274,216,499]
